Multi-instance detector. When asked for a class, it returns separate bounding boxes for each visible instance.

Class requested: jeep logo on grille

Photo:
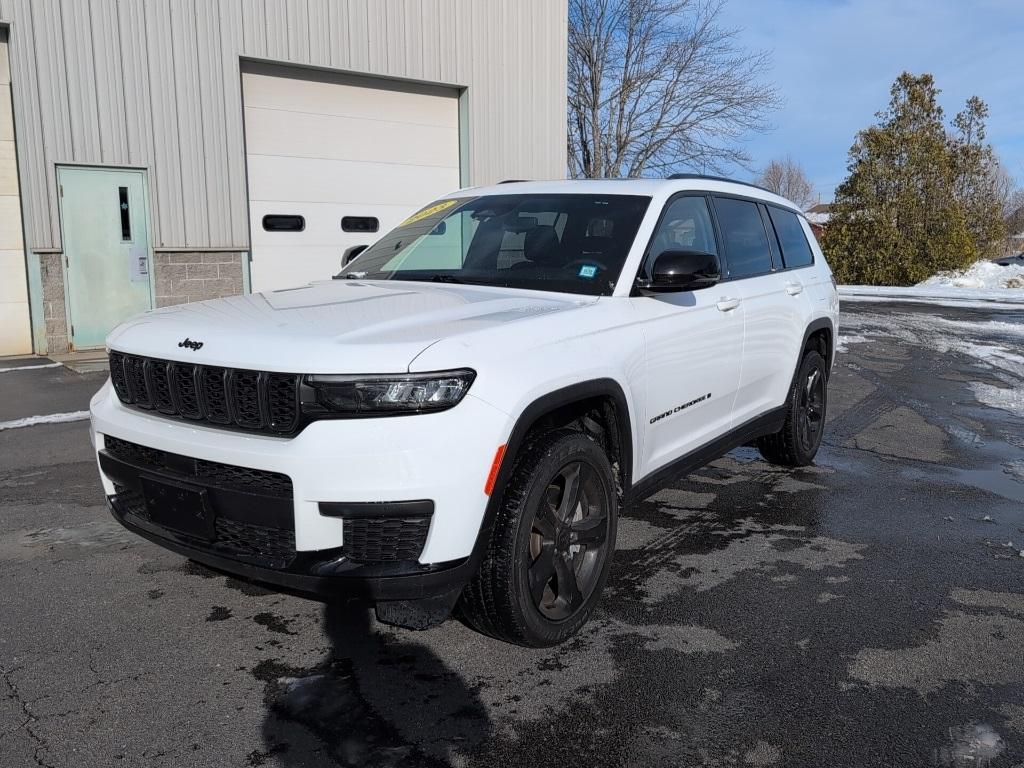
[178,338,204,351]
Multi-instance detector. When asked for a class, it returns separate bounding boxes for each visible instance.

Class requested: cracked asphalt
[2,300,1023,768]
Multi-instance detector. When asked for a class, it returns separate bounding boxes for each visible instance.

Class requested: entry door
[58,167,152,349]
[631,195,744,478]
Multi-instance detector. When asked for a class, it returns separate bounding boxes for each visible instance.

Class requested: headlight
[304,369,476,415]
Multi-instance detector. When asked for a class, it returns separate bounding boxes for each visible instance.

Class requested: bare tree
[568,0,780,178]
[1007,188,1024,235]
[756,156,815,209]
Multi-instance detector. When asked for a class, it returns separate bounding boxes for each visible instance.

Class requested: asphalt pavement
[1,302,1023,768]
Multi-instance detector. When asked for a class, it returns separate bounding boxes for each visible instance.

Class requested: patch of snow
[970,383,1024,418]
[0,362,62,373]
[839,288,1023,310]
[836,333,871,353]
[1003,460,1024,484]
[0,411,90,431]
[839,260,1024,309]
[840,312,1024,379]
[920,259,1024,291]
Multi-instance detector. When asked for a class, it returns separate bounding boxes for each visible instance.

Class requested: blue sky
[715,0,1024,202]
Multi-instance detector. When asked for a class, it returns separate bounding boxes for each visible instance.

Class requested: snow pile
[840,259,1024,308]
[919,259,1024,291]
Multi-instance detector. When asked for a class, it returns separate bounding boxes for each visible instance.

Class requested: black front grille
[108,351,301,435]
[343,517,431,563]
[113,485,295,568]
[104,435,293,498]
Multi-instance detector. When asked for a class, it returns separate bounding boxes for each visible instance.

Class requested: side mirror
[642,249,721,292]
[341,244,369,267]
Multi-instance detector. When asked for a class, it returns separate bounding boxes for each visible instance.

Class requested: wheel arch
[468,379,634,566]
[801,317,835,378]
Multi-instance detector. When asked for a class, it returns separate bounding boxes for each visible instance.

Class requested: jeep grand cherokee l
[90,176,839,647]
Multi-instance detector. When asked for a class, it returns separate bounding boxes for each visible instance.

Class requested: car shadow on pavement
[256,600,491,767]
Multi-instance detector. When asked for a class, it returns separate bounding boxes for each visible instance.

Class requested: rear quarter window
[767,207,814,269]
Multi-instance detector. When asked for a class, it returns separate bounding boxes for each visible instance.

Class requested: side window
[766,206,814,268]
[645,196,718,278]
[712,197,773,279]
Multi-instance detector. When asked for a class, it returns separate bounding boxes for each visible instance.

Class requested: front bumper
[90,379,512,595]
[109,493,478,601]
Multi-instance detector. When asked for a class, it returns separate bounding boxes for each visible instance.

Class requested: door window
[713,197,773,279]
[766,206,815,268]
[644,196,718,280]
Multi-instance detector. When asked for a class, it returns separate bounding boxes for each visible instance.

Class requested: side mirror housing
[342,244,369,267]
[639,249,721,292]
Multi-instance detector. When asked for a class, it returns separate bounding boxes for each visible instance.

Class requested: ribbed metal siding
[0,0,567,253]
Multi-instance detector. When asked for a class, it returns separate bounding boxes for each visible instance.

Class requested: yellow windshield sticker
[401,199,458,226]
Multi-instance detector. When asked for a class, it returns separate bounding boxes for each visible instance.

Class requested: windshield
[338,194,651,296]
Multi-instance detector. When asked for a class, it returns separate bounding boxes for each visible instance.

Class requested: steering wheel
[562,257,609,273]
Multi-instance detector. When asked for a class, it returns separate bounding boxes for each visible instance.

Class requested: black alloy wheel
[756,349,828,467]
[526,460,611,621]
[458,429,619,646]
[797,366,826,454]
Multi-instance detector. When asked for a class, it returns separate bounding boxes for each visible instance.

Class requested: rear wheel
[458,429,618,647]
[757,350,827,467]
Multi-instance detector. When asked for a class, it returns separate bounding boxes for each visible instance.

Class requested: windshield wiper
[429,274,466,284]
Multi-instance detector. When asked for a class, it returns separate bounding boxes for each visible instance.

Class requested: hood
[107,279,596,373]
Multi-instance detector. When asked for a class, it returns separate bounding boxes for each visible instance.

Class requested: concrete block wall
[154,252,245,308]
[39,252,68,355]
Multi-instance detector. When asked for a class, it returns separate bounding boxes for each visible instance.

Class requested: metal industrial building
[0,0,567,358]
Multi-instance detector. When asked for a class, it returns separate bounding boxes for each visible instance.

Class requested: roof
[806,203,832,214]
[454,176,804,213]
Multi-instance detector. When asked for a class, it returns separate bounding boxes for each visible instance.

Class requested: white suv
[90,177,839,646]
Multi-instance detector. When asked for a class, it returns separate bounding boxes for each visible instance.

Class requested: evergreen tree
[950,96,1009,257]
[824,73,1005,285]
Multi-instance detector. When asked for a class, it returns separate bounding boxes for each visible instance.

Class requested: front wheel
[757,350,828,467]
[458,429,618,647]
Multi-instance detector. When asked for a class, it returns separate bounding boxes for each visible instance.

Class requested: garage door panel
[243,65,460,292]
[250,201,414,246]
[242,70,458,128]
[244,106,459,167]
[247,155,459,208]
[249,245,364,293]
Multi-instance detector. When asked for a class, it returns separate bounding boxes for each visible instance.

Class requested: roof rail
[497,179,529,184]
[666,173,776,196]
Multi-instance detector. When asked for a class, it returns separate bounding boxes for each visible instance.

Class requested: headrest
[523,225,562,265]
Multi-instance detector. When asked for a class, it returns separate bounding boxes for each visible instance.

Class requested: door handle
[716,297,741,312]
[785,282,804,296]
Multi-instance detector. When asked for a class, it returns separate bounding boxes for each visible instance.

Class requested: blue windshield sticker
[579,264,598,279]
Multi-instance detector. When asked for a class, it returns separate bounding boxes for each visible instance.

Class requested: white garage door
[242,63,461,293]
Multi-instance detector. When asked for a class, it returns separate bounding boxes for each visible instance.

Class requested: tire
[458,429,619,647]
[757,350,828,467]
